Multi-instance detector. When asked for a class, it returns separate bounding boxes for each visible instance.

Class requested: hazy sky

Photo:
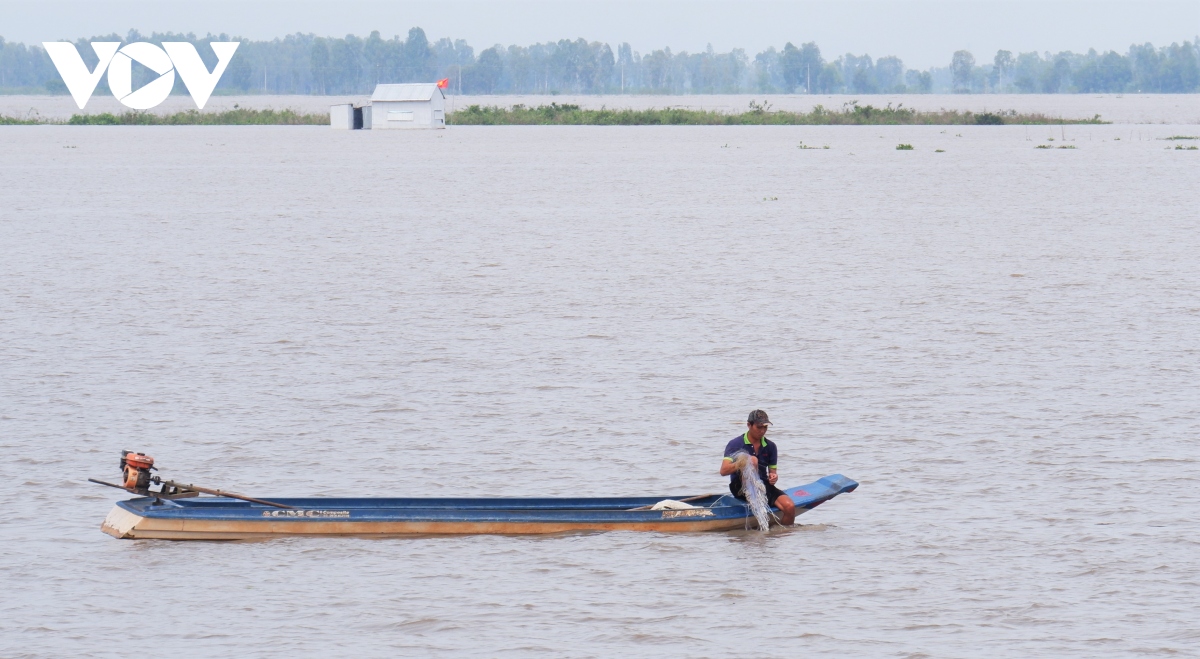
[3,0,1198,69]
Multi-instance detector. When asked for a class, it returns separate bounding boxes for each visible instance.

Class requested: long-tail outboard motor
[120,451,155,490]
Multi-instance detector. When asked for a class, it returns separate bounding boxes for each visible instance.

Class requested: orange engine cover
[124,453,154,470]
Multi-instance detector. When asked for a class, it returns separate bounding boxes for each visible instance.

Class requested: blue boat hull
[101,475,858,539]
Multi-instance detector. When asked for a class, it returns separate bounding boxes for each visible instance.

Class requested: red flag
[437,78,449,88]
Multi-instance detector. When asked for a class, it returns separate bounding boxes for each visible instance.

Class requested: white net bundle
[731,451,772,531]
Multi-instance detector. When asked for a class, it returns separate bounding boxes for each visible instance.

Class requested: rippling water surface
[2,122,1199,657]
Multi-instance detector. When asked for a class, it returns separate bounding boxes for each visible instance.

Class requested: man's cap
[747,409,771,426]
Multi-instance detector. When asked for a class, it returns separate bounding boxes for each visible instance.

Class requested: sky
[2,0,1198,69]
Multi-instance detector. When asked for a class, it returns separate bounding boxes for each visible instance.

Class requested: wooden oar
[155,478,294,509]
[628,493,719,511]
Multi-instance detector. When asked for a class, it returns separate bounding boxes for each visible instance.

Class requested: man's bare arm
[719,455,757,476]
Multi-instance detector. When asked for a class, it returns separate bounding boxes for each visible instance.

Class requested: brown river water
[2,120,1199,656]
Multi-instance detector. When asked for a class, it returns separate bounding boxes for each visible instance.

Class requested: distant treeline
[2,28,1198,95]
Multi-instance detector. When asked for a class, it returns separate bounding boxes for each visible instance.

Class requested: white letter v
[43,42,120,109]
[163,42,240,109]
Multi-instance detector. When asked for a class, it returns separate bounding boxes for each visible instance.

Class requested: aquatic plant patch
[4,103,1110,127]
[0,115,42,125]
[67,108,329,125]
[1,108,329,125]
[447,102,1107,126]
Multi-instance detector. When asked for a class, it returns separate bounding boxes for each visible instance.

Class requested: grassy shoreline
[2,102,1107,126]
[448,103,1107,125]
[2,108,330,125]
[68,108,330,125]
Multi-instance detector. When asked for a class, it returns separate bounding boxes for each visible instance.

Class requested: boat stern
[101,504,146,539]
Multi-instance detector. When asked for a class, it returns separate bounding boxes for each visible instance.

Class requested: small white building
[330,103,372,130]
[369,83,446,130]
[330,103,354,129]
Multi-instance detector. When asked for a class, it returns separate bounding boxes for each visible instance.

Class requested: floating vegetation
[797,141,829,149]
[0,108,328,125]
[935,149,945,152]
[4,103,1109,127]
[1176,144,1200,150]
[1035,144,1052,149]
[1163,135,1199,140]
[448,101,1107,126]
[1058,145,1076,149]
[0,115,41,125]
[65,108,329,125]
[896,143,914,150]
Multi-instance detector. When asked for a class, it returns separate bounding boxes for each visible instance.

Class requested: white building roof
[371,83,444,101]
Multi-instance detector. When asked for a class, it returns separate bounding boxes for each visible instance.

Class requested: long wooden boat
[100,474,858,540]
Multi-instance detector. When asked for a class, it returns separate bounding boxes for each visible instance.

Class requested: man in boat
[719,410,796,525]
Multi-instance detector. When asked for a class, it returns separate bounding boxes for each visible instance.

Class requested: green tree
[593,42,615,92]
[1013,51,1043,92]
[404,27,434,81]
[364,31,387,86]
[1158,41,1200,92]
[840,54,876,93]
[1130,43,1160,91]
[796,43,823,92]
[468,46,502,93]
[643,48,673,92]
[432,38,473,93]
[817,62,842,92]
[905,69,932,93]
[617,42,634,92]
[875,56,904,91]
[328,34,363,93]
[310,38,330,94]
[1075,49,1131,92]
[1040,53,1071,93]
[992,50,1013,90]
[780,42,803,92]
[1100,50,1133,91]
[951,50,975,92]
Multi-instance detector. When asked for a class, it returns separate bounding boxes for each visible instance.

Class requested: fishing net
[730,451,772,531]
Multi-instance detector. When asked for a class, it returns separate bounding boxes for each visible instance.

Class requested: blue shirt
[723,433,778,493]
